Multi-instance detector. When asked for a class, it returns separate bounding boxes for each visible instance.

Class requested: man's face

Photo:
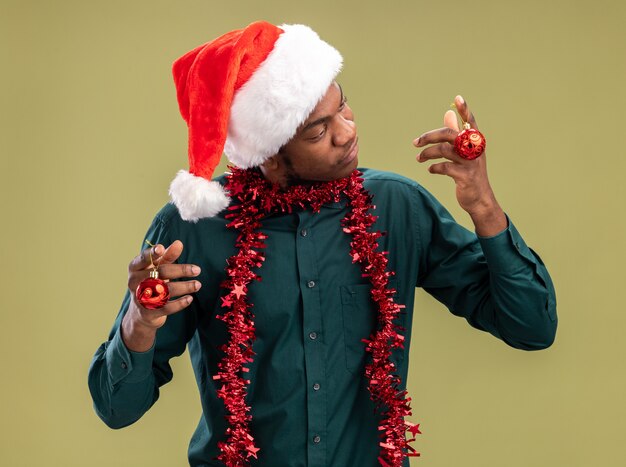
[276,82,358,184]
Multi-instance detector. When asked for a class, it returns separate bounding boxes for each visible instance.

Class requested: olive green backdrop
[1,0,624,465]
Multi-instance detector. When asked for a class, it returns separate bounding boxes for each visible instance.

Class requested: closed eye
[307,124,327,141]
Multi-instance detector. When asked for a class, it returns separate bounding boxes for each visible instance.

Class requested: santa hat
[169,21,343,222]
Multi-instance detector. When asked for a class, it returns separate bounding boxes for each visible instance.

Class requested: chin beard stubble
[280,152,307,187]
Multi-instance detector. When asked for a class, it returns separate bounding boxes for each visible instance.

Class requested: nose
[332,114,356,147]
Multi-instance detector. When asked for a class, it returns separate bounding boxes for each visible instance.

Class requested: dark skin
[260,81,358,186]
[122,86,506,352]
[414,94,506,232]
[122,240,199,351]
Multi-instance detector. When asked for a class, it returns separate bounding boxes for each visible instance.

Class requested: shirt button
[307,280,316,288]
[313,383,320,391]
[313,435,321,444]
[121,361,128,370]
[309,331,317,340]
[300,229,308,237]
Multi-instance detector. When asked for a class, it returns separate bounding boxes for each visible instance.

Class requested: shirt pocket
[340,280,404,374]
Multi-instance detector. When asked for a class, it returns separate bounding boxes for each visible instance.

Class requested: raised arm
[412,96,557,349]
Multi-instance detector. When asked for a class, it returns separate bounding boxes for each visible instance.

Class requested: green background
[1,0,624,465]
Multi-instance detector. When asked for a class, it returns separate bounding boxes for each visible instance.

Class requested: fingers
[444,109,460,132]
[427,161,463,178]
[133,295,196,323]
[416,142,462,163]
[413,95,484,187]
[156,262,201,280]
[158,240,184,265]
[127,239,200,292]
[165,279,202,299]
[454,95,479,130]
[413,94,481,161]
[128,278,201,321]
[128,240,184,272]
[126,240,200,328]
[413,95,479,148]
[157,295,196,316]
[127,263,201,291]
[129,243,164,272]
[413,127,458,147]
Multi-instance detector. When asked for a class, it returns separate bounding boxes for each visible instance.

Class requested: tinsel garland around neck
[213,166,421,466]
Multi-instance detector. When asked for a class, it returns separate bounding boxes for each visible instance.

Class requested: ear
[261,154,280,171]
[259,152,290,187]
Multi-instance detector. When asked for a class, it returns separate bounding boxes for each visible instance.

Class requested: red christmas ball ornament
[136,269,170,309]
[454,123,486,160]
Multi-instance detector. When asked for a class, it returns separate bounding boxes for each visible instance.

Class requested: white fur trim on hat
[224,24,343,169]
[169,170,230,222]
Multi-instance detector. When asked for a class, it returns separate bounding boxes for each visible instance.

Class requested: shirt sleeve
[87,212,197,428]
[413,185,557,350]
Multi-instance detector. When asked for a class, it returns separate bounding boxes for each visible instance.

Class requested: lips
[342,137,359,165]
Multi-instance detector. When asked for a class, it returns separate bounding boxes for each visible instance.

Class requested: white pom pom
[168,170,230,222]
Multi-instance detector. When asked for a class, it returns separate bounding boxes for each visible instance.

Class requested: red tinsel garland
[213,167,421,466]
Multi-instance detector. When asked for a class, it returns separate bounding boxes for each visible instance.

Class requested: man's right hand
[122,240,202,352]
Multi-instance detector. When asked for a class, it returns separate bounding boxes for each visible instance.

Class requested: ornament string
[144,239,158,271]
[213,167,421,466]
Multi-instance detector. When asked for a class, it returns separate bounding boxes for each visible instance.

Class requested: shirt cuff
[476,213,537,273]
[105,324,156,385]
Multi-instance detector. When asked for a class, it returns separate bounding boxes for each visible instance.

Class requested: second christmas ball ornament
[135,240,170,309]
[454,122,486,160]
[136,269,170,309]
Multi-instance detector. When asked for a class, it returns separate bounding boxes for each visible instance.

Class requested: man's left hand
[413,95,507,236]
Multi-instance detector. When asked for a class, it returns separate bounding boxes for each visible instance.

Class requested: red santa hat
[169,21,343,222]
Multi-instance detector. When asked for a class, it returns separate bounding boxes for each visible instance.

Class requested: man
[88,21,557,467]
